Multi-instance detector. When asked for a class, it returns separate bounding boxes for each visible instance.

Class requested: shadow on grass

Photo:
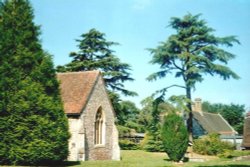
[43,161,81,166]
[62,161,81,166]
[163,158,172,162]
[163,157,189,162]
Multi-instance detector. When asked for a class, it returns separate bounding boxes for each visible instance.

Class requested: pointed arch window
[95,107,105,145]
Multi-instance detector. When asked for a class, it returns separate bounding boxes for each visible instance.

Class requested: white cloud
[132,0,152,10]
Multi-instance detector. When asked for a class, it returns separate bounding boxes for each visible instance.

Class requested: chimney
[193,98,202,112]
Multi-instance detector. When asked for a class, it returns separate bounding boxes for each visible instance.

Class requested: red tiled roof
[57,71,100,115]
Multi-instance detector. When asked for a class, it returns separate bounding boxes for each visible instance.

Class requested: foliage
[116,101,145,150]
[0,0,69,165]
[202,101,245,134]
[168,95,191,113]
[56,28,137,96]
[142,97,169,131]
[108,91,122,122]
[117,100,142,130]
[161,113,189,162]
[140,97,164,152]
[218,150,250,159]
[139,97,178,152]
[117,125,140,150]
[193,133,234,156]
[115,99,144,135]
[137,97,155,130]
[140,132,165,152]
[119,139,139,150]
[148,13,240,86]
[218,150,234,159]
[117,125,134,137]
[147,13,240,137]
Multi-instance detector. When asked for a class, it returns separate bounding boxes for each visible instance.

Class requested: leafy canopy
[57,28,137,96]
[147,13,240,140]
[148,13,240,90]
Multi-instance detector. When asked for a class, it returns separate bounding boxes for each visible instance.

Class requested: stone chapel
[57,71,120,161]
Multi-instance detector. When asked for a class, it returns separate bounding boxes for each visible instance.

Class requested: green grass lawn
[1,150,250,167]
[72,150,250,167]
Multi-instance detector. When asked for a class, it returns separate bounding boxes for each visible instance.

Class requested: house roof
[57,71,100,115]
[193,111,236,135]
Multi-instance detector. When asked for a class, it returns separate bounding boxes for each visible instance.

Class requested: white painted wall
[67,117,85,161]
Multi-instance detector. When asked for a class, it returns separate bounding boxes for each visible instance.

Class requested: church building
[57,71,120,161]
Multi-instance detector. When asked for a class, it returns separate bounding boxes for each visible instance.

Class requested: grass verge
[1,150,250,167]
[75,150,250,167]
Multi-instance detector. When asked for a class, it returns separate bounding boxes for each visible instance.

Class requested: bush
[218,150,234,158]
[161,113,189,162]
[193,133,234,156]
[117,125,140,150]
[119,139,139,150]
[125,121,145,133]
[117,125,133,137]
[140,132,165,152]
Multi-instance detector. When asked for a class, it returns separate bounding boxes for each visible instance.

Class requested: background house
[57,71,120,161]
[192,98,241,146]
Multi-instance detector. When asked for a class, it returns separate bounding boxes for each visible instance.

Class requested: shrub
[117,125,133,137]
[119,139,139,150]
[218,150,234,158]
[117,125,141,150]
[161,113,189,162]
[140,131,165,152]
[193,133,234,156]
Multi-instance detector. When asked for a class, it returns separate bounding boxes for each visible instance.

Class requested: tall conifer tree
[57,28,137,96]
[0,0,69,165]
[148,14,239,142]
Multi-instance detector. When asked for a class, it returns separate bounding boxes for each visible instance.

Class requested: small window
[95,107,104,145]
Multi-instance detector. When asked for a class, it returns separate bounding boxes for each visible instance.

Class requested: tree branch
[191,43,209,54]
[152,84,186,98]
[172,59,184,72]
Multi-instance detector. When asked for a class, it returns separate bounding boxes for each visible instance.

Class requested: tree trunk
[186,86,193,143]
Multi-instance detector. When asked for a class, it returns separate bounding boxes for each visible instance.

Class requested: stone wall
[81,76,120,160]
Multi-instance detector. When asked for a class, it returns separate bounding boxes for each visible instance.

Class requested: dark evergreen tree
[0,0,69,165]
[161,113,189,162]
[148,13,240,142]
[57,28,137,96]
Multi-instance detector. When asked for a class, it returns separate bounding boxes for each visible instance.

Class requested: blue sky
[30,0,250,109]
